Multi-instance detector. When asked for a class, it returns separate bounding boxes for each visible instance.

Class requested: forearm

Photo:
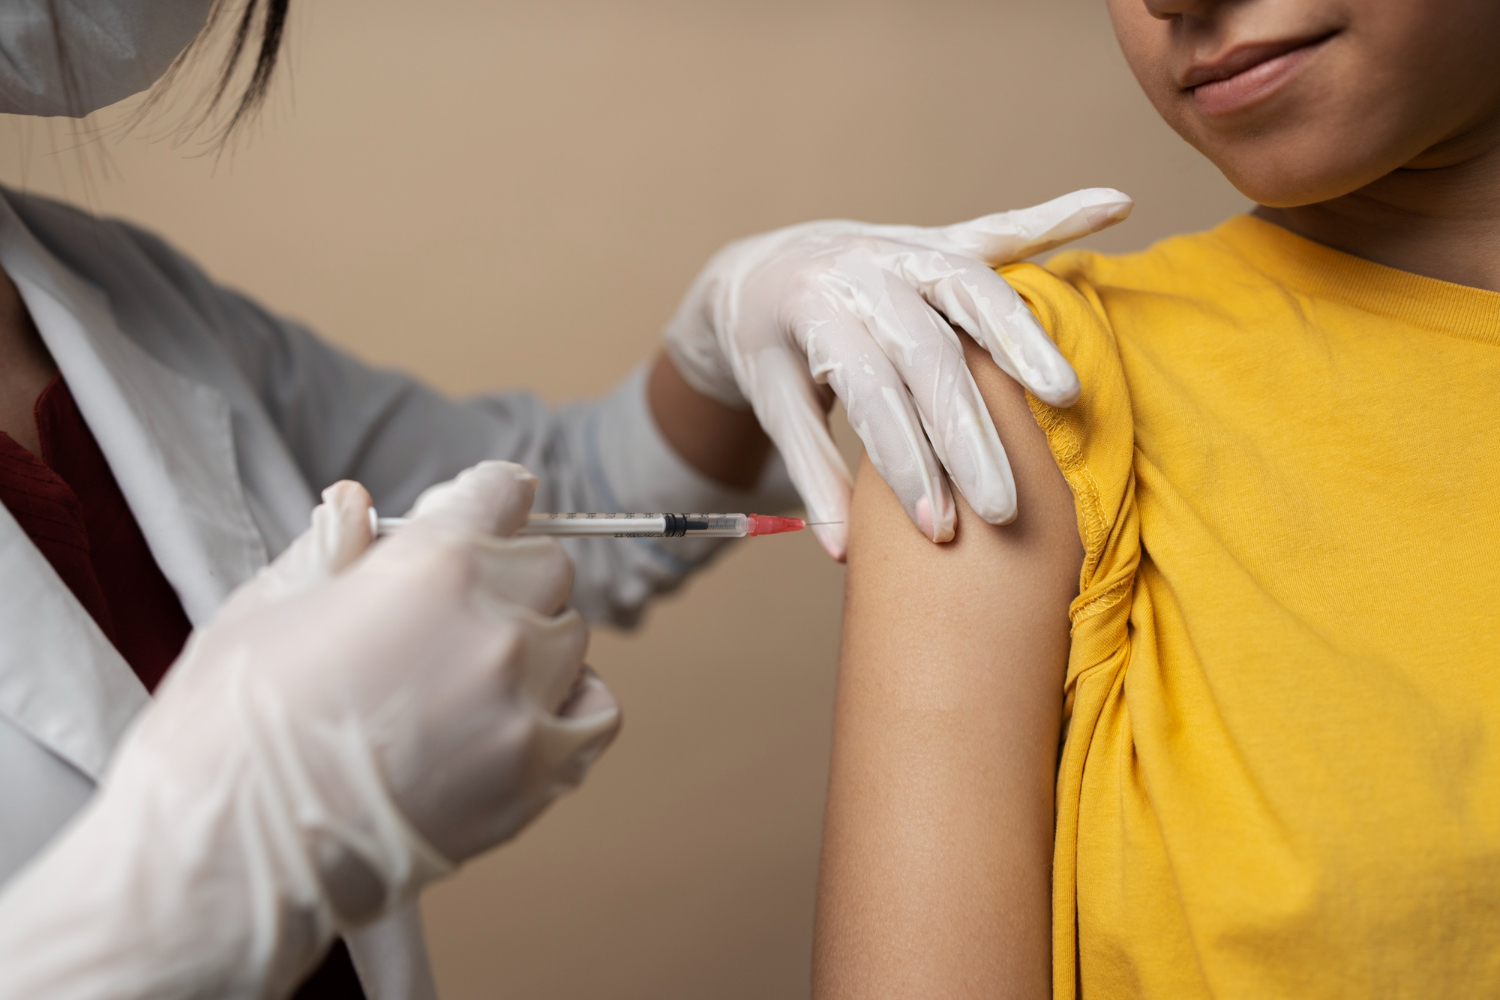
[813,342,1081,998]
[647,351,773,490]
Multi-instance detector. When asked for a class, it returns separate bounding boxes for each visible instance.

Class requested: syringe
[372,512,807,539]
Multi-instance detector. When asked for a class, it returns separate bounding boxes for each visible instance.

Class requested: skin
[646,352,772,490]
[817,0,1500,996]
[1111,0,1500,290]
[814,338,1080,1000]
[0,271,57,457]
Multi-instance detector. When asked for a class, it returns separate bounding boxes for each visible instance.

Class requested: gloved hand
[199,461,620,868]
[0,461,620,1000]
[664,188,1132,558]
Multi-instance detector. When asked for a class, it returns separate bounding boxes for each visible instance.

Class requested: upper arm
[813,336,1083,999]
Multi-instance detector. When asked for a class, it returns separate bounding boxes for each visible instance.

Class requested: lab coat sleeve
[0,0,213,116]
[115,224,799,627]
[0,704,365,1000]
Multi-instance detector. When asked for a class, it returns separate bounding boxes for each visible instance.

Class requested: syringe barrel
[517,513,749,537]
[521,513,666,537]
[675,513,750,537]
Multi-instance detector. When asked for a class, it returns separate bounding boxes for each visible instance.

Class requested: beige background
[0,2,1244,996]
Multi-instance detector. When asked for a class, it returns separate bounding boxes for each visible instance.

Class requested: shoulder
[4,187,171,269]
[997,253,1136,551]
[3,186,306,374]
[1005,228,1249,321]
[846,332,1082,624]
[990,231,1248,632]
[3,186,247,314]
[999,225,1268,528]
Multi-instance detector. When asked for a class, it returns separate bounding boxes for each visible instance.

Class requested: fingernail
[1012,315,1078,404]
[321,481,352,505]
[985,496,1019,526]
[471,460,539,487]
[935,492,956,542]
[916,495,956,543]
[1047,368,1082,407]
[1085,200,1132,230]
[320,480,372,516]
[914,496,934,537]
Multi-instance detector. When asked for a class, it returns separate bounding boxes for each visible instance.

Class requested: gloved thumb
[406,460,538,538]
[217,481,375,623]
[935,187,1134,265]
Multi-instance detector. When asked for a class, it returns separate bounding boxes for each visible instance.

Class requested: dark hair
[203,0,292,135]
[46,0,291,143]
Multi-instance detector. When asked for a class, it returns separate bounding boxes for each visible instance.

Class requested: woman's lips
[1187,34,1333,117]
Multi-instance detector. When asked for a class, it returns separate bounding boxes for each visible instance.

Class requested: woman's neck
[1255,121,1500,293]
[0,270,58,456]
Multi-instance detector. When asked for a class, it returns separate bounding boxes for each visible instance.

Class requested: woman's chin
[1200,124,1422,210]
[1214,156,1382,210]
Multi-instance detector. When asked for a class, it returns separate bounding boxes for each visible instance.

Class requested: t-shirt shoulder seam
[1026,392,1132,630]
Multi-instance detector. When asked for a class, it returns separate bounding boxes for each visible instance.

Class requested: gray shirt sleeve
[0,0,212,117]
[115,222,799,628]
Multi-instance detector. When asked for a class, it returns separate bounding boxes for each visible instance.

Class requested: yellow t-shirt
[1002,216,1500,998]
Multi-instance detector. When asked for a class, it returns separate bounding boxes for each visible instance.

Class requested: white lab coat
[0,186,786,998]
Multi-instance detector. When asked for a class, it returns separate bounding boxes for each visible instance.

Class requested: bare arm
[813,337,1083,999]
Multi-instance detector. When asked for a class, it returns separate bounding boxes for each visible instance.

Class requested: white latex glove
[664,187,1133,558]
[0,461,620,1000]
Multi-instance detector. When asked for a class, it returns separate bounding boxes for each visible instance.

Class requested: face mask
[0,0,213,117]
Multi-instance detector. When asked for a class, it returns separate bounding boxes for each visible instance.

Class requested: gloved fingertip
[557,667,621,723]
[975,493,1019,526]
[321,479,373,508]
[496,460,540,488]
[1003,317,1082,407]
[459,460,540,497]
[812,521,848,561]
[320,481,376,538]
[408,460,541,537]
[1084,198,1134,232]
[913,494,957,544]
[1066,186,1133,211]
[1031,368,1082,408]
